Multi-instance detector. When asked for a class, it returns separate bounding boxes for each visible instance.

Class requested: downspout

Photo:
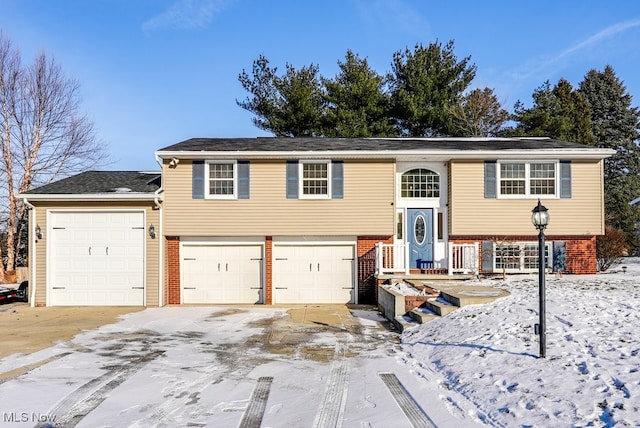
[154,154,164,307]
[22,198,37,307]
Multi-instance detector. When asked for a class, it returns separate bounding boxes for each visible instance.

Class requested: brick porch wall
[166,236,181,304]
[357,235,393,304]
[449,235,598,275]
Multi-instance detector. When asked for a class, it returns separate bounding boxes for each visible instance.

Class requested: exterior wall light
[35,224,43,240]
[531,199,549,358]
[148,224,156,239]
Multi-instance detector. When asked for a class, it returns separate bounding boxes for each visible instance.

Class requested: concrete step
[424,297,458,316]
[438,285,510,307]
[408,306,440,324]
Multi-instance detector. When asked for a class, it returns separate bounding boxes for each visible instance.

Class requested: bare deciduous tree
[450,87,509,137]
[0,33,105,280]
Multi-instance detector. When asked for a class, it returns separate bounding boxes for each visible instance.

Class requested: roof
[21,171,161,200]
[156,137,615,161]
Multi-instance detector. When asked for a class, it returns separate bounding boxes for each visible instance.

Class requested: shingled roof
[25,171,161,195]
[157,137,596,153]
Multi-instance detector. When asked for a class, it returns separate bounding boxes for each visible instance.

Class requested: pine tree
[579,65,640,248]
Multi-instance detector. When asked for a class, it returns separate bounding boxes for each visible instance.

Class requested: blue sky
[2,0,640,171]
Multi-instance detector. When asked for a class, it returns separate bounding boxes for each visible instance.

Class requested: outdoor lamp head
[531,199,550,230]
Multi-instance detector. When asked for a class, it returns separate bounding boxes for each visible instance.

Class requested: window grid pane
[302,163,328,195]
[495,244,521,270]
[530,163,555,195]
[500,164,525,195]
[401,169,440,198]
[208,163,234,195]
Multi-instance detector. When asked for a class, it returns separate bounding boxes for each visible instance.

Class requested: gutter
[21,198,37,308]
[154,154,164,307]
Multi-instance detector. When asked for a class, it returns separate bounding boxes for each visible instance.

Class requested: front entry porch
[375,242,479,277]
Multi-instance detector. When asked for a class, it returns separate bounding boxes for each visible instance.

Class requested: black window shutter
[560,160,571,198]
[484,161,497,198]
[192,160,205,199]
[237,161,250,199]
[332,161,344,199]
[286,160,299,199]
[482,241,494,271]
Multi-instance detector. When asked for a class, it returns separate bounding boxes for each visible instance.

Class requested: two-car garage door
[49,211,145,306]
[180,241,355,305]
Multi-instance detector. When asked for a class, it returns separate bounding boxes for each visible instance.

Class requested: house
[20,137,614,307]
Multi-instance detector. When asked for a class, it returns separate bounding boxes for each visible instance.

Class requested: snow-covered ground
[0,259,638,427]
[401,257,640,427]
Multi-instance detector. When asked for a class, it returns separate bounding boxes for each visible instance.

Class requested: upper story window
[301,161,329,198]
[401,169,440,198]
[286,160,344,199]
[192,160,250,200]
[499,162,556,197]
[207,161,236,198]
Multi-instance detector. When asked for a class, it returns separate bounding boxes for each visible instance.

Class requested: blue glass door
[408,208,433,269]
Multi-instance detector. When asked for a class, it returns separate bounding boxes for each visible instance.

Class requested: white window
[206,161,236,199]
[300,161,330,198]
[401,169,440,198]
[494,242,552,272]
[499,162,556,197]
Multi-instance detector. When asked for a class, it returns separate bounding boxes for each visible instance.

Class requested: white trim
[299,160,331,199]
[497,160,560,199]
[205,160,237,199]
[156,148,615,161]
[17,193,159,201]
[46,209,147,307]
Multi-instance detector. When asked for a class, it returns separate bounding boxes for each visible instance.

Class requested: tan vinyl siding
[450,160,605,236]
[163,160,395,236]
[30,201,160,307]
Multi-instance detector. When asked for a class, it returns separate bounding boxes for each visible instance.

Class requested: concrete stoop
[394,283,510,332]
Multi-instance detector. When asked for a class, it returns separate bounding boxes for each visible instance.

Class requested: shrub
[597,226,628,271]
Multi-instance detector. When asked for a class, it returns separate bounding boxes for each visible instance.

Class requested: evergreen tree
[321,51,395,137]
[388,40,476,137]
[237,55,325,137]
[579,65,640,247]
[504,79,595,145]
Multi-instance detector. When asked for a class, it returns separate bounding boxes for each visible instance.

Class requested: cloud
[508,17,640,81]
[354,0,430,38]
[142,0,231,32]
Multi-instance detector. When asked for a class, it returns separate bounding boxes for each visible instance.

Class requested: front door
[408,208,433,269]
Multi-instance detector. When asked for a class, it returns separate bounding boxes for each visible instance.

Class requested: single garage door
[273,244,355,304]
[182,244,263,304]
[49,211,145,306]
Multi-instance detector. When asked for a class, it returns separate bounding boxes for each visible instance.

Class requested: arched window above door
[401,169,440,198]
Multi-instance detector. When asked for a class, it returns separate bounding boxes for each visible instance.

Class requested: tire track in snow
[38,350,163,428]
[238,376,273,428]
[379,372,437,428]
[312,338,350,428]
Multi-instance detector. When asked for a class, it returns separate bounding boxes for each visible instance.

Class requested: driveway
[0,304,478,427]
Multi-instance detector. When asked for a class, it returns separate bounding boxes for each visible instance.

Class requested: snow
[401,257,640,427]
[1,259,639,426]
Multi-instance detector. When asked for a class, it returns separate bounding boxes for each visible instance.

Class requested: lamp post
[531,199,550,358]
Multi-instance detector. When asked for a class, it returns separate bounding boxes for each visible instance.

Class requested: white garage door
[49,211,145,306]
[273,245,355,304]
[182,244,263,304]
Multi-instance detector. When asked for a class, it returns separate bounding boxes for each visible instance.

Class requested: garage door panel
[273,244,355,304]
[49,211,145,306]
[182,244,263,304]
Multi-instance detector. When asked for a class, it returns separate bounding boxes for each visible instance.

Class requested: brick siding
[166,236,181,304]
[357,236,393,304]
[449,235,598,275]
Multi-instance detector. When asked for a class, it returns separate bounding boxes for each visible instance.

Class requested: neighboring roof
[21,171,161,200]
[156,137,616,161]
